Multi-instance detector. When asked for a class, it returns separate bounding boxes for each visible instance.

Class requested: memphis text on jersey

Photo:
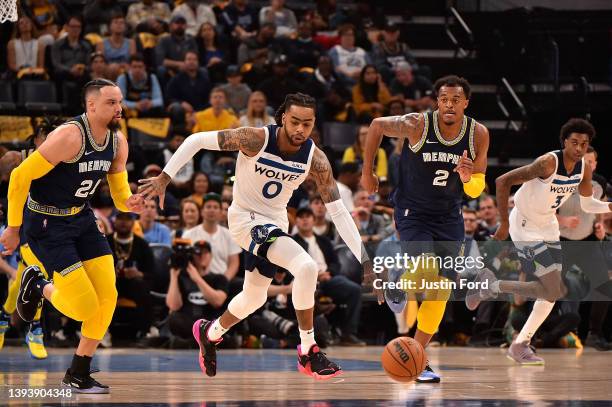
[78,159,112,173]
[421,151,462,164]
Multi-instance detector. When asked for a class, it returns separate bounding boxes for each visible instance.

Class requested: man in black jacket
[293,207,365,346]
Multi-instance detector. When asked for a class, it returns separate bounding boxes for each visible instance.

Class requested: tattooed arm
[362,113,424,194]
[493,154,556,240]
[309,148,384,303]
[138,127,265,208]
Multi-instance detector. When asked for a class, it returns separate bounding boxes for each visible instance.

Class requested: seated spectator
[389,62,434,113]
[196,22,226,84]
[188,172,210,207]
[352,65,392,121]
[336,162,360,212]
[343,124,388,181]
[7,16,46,77]
[329,24,371,86]
[166,51,212,115]
[126,0,171,30]
[352,190,387,250]
[51,15,91,84]
[286,20,322,68]
[220,66,252,116]
[108,212,155,342]
[117,54,164,117]
[139,198,172,246]
[476,195,499,239]
[259,0,297,38]
[309,194,337,242]
[387,98,406,116]
[88,51,111,81]
[237,22,280,67]
[172,0,217,37]
[371,22,419,84]
[155,15,198,81]
[24,0,65,45]
[293,207,365,346]
[175,198,202,239]
[96,13,136,79]
[166,240,228,342]
[83,0,123,35]
[257,54,302,110]
[182,193,242,281]
[158,133,195,191]
[239,91,275,127]
[218,0,260,41]
[193,87,240,132]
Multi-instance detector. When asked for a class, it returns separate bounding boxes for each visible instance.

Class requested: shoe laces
[309,347,339,371]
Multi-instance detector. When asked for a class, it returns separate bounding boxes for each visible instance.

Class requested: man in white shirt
[183,193,241,281]
[336,162,360,212]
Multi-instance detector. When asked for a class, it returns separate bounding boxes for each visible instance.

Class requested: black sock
[30,320,41,332]
[0,308,10,322]
[70,354,92,377]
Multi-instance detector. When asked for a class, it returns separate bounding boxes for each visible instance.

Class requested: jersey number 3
[550,195,563,209]
[75,179,102,198]
[433,170,449,187]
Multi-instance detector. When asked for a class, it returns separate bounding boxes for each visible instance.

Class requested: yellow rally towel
[127,118,170,138]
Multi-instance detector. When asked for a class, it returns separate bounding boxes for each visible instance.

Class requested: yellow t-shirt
[342,146,388,180]
[193,108,238,132]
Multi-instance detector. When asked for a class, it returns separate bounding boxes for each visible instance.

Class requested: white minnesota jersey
[231,124,315,219]
[514,150,584,226]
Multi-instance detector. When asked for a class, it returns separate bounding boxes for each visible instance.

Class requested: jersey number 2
[433,170,449,187]
[75,179,102,198]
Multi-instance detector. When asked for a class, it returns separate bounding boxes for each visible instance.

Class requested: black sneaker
[192,319,222,377]
[17,266,45,323]
[62,369,109,394]
[585,333,611,351]
[339,334,366,347]
[297,344,342,380]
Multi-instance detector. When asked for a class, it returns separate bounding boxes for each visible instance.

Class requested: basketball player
[139,93,377,380]
[0,118,63,359]
[466,118,611,364]
[362,75,490,382]
[0,79,145,392]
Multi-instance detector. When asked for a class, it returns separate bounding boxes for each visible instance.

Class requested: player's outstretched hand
[454,150,473,183]
[0,226,20,255]
[361,172,379,194]
[493,220,509,241]
[126,193,146,214]
[362,259,385,304]
[138,172,171,209]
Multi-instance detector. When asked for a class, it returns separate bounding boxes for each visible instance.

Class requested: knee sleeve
[288,252,319,311]
[416,299,447,335]
[228,269,272,320]
[81,256,118,340]
[50,264,100,322]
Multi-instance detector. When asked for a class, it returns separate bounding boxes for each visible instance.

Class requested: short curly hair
[559,118,595,147]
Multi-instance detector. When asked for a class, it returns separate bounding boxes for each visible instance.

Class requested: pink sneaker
[192,319,222,376]
[297,344,343,380]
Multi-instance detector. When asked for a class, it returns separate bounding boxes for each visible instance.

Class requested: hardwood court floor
[1,346,610,406]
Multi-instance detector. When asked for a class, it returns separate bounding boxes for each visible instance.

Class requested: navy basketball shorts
[23,207,112,277]
[393,207,466,277]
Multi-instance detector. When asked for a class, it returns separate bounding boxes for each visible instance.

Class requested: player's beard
[107,118,121,132]
[283,124,305,147]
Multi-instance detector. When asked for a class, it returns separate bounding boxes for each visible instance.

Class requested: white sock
[207,318,228,341]
[299,327,316,353]
[515,300,555,343]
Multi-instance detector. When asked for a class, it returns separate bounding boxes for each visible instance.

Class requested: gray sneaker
[507,341,545,365]
[384,267,407,313]
[465,268,498,311]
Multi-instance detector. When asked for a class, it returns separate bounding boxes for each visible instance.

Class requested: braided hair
[274,93,316,125]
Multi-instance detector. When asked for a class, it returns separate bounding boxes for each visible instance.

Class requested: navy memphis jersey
[29,114,117,208]
[392,110,477,217]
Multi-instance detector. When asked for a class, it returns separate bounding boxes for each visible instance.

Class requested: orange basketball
[381,337,427,382]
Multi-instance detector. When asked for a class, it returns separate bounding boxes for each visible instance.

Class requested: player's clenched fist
[361,172,379,194]
[0,226,20,255]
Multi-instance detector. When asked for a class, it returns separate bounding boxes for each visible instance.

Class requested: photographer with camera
[166,240,229,342]
[108,212,155,344]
